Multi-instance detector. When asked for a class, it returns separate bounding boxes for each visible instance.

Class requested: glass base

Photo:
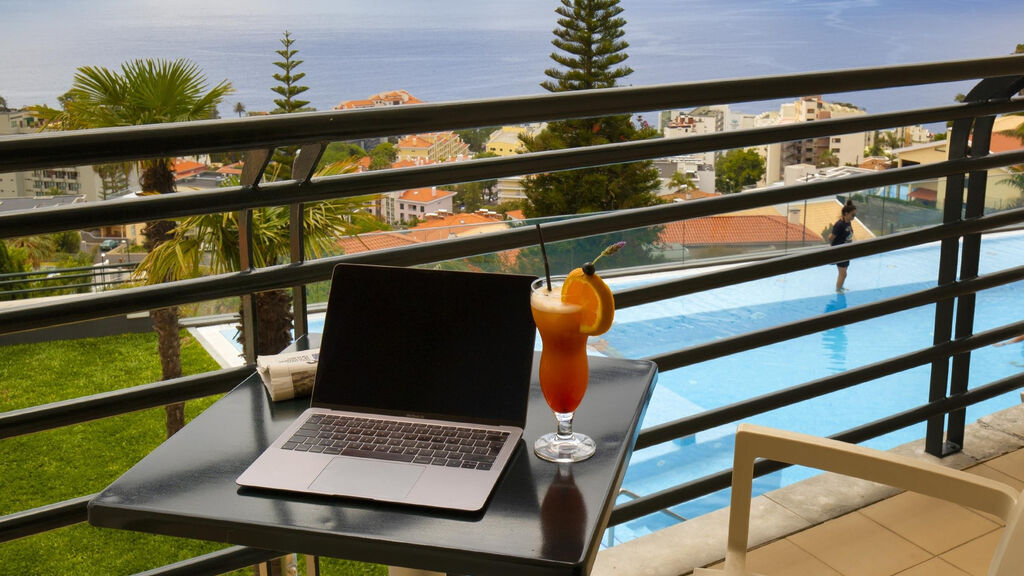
[534,432,596,463]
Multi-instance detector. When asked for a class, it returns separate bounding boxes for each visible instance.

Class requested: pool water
[217,232,1024,546]
[599,232,1024,545]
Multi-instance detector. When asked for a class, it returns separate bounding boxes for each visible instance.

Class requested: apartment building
[396,132,470,164]
[756,96,874,186]
[484,124,546,156]
[378,187,456,225]
[1,109,136,201]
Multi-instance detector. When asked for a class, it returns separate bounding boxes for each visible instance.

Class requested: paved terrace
[594,402,1024,576]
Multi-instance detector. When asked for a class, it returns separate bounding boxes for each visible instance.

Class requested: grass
[0,331,386,576]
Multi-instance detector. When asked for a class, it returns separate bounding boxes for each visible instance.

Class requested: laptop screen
[312,264,537,427]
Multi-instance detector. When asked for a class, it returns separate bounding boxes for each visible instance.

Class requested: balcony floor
[594,401,1024,576]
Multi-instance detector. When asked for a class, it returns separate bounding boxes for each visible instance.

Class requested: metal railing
[2,54,1024,574]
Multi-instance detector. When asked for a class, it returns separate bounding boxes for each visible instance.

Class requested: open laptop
[237,263,537,512]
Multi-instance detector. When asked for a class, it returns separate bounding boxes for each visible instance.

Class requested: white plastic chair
[694,424,1024,576]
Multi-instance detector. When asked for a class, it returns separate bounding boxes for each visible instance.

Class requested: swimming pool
[599,231,1024,544]
[209,232,1024,546]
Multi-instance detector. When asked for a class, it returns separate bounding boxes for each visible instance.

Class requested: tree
[816,149,839,168]
[95,162,132,200]
[7,235,55,269]
[0,94,7,110]
[522,0,661,219]
[233,102,246,117]
[318,142,366,168]
[668,171,696,193]
[32,58,232,438]
[455,127,497,154]
[368,142,397,170]
[999,169,1024,208]
[540,0,633,92]
[715,149,765,193]
[136,159,380,356]
[266,31,313,182]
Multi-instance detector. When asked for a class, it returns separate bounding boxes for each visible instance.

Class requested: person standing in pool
[828,199,857,293]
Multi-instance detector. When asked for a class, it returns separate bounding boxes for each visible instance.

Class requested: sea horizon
[2,0,1022,122]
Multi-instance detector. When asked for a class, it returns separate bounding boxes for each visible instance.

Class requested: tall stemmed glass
[530,277,596,463]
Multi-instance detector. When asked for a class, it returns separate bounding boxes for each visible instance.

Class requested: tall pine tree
[267,31,311,181]
[518,0,663,271]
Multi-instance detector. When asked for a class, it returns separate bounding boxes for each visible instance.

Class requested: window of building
[420,206,424,212]
[399,203,405,209]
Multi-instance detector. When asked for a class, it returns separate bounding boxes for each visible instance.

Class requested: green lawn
[0,331,385,576]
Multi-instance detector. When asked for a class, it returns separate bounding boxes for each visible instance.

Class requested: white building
[755,96,873,186]
[1,109,137,201]
[382,187,456,225]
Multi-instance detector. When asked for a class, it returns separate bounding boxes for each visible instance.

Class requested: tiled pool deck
[593,401,1024,576]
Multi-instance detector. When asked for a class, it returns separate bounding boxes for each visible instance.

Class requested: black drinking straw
[535,224,552,291]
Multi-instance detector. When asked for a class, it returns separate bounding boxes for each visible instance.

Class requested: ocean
[2,0,1022,122]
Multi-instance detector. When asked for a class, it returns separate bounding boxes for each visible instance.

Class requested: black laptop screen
[311,264,537,427]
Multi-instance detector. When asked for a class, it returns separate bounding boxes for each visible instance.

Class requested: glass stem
[555,411,574,439]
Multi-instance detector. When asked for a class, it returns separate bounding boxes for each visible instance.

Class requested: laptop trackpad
[309,457,425,500]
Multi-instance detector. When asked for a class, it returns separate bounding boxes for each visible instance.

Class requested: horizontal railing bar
[0,366,254,439]
[0,270,126,287]
[645,264,1024,372]
[636,319,1024,449]
[3,54,1023,172]
[133,546,284,576]
[3,177,1022,338]
[0,262,135,280]
[5,99,1024,240]
[610,370,1024,525]
[2,194,1015,338]
[0,494,93,544]
[615,207,1024,310]
[1,279,130,298]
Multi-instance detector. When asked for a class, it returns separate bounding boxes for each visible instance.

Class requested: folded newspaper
[256,348,320,401]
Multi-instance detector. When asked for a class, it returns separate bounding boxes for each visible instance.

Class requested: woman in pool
[828,199,857,293]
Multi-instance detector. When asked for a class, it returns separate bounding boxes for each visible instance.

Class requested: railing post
[925,74,1024,457]
[289,143,327,341]
[239,149,273,363]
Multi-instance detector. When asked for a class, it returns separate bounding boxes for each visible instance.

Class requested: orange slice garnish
[561,268,615,335]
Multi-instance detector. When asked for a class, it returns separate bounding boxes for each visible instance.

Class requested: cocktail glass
[530,277,596,462]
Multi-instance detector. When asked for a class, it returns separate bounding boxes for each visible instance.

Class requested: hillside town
[2,88,1023,272]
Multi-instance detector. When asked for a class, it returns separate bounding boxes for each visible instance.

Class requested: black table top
[89,340,657,576]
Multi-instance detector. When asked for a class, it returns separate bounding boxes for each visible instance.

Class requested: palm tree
[135,158,380,356]
[817,149,839,168]
[32,59,232,437]
[233,102,246,117]
[668,171,696,192]
[7,235,55,269]
[999,168,1024,208]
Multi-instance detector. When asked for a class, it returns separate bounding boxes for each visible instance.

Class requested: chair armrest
[695,423,1019,576]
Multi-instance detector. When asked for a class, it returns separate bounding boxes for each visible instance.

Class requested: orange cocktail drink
[531,281,590,414]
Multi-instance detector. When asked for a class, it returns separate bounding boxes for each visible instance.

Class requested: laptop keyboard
[280,414,511,471]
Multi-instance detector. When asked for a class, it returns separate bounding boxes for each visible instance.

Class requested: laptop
[237,263,538,512]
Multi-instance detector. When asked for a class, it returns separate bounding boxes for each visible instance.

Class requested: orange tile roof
[908,187,937,202]
[989,131,1024,154]
[859,157,892,170]
[216,162,243,173]
[173,159,207,180]
[659,215,823,245]
[661,190,720,201]
[406,213,505,242]
[337,232,419,254]
[505,209,526,220]
[334,90,424,111]
[399,187,455,202]
[398,135,432,149]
